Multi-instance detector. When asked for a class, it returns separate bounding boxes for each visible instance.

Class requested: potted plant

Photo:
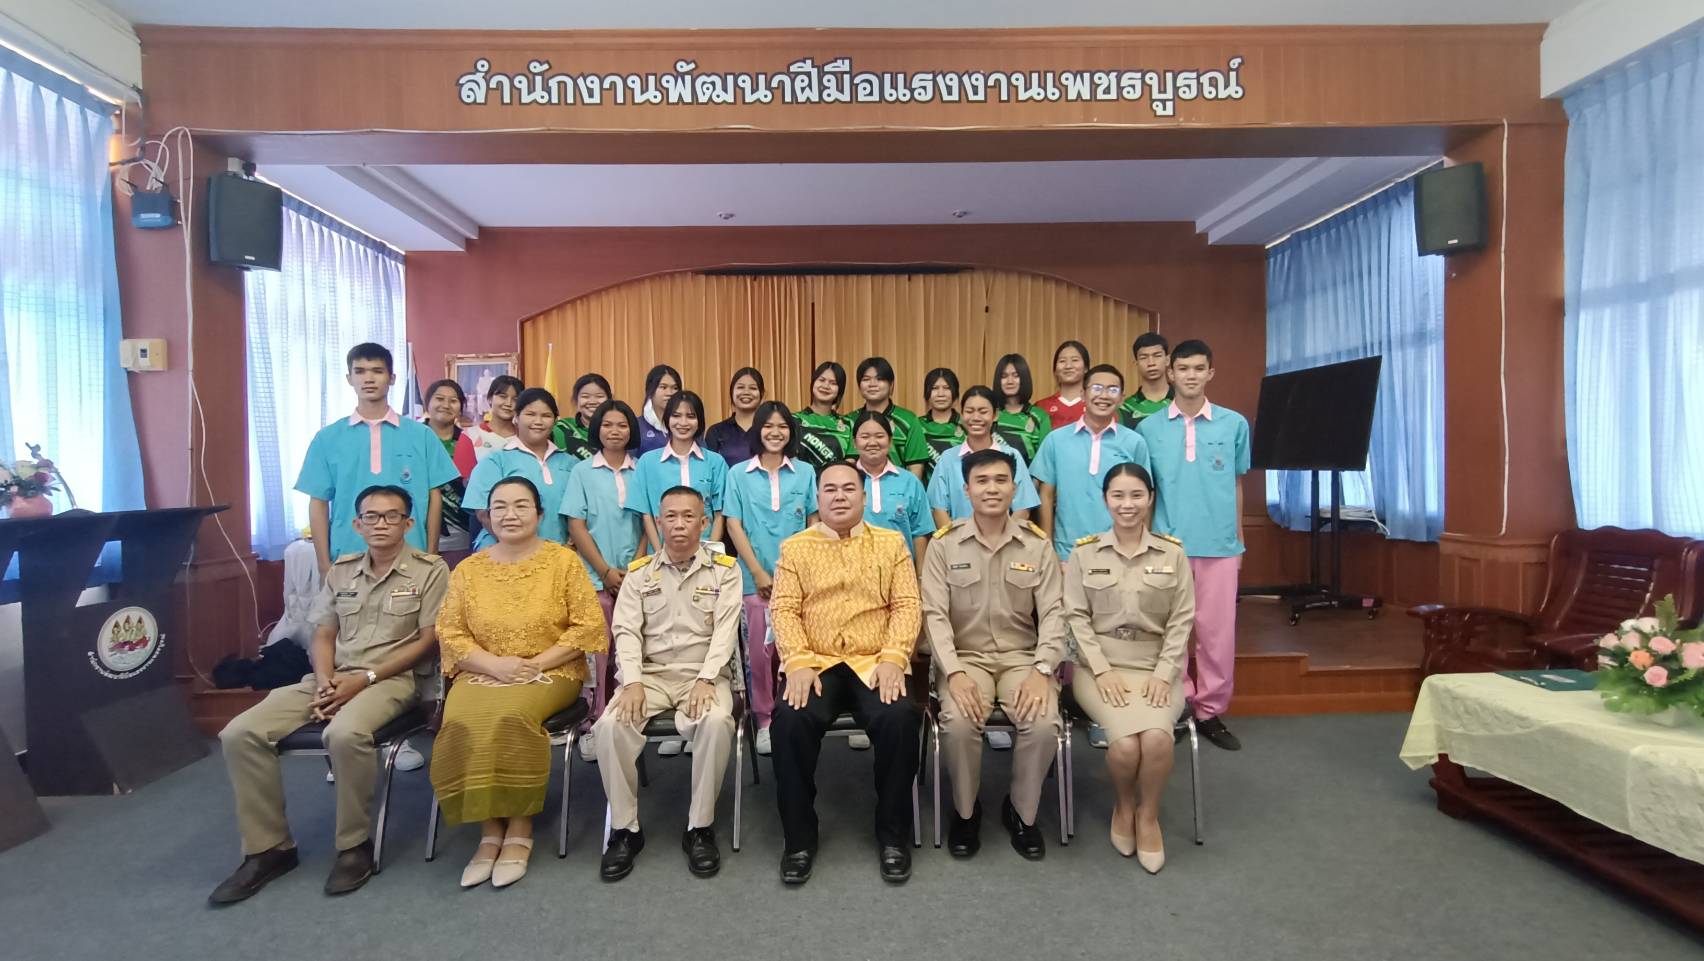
[1595,595,1704,724]
[0,443,67,519]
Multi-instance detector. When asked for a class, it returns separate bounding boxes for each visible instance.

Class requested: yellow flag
[541,342,559,398]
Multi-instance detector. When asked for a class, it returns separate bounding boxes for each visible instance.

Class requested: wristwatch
[364,669,378,686]
[1033,662,1055,678]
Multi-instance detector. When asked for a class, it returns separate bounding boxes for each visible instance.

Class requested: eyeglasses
[489,503,538,516]
[358,511,407,526]
[1088,384,1124,397]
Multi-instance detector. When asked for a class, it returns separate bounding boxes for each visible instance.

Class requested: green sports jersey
[866,403,932,469]
[917,413,966,487]
[993,404,1051,464]
[794,408,851,473]
[550,417,597,461]
[1119,387,1173,429]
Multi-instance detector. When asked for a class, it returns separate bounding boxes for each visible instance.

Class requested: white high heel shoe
[490,837,535,888]
[1136,846,1166,874]
[460,835,503,888]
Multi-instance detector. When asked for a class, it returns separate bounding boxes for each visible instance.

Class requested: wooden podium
[0,507,222,796]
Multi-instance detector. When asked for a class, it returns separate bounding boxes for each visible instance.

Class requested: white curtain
[0,47,144,515]
[1564,29,1704,537]
[246,197,405,559]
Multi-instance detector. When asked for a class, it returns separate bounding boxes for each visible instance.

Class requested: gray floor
[3,713,1698,959]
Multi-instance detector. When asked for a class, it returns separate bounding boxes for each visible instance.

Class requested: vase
[3,495,52,519]
[1645,707,1700,728]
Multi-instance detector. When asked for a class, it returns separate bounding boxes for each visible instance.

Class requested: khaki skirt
[429,676,582,824]
[1071,669,1185,742]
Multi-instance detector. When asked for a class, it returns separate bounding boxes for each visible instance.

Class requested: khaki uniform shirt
[919,517,1068,678]
[612,544,743,685]
[309,546,449,675]
[1062,531,1195,682]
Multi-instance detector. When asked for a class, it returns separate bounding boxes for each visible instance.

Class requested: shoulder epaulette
[712,553,737,568]
[627,554,652,571]
[419,553,443,564]
[1074,534,1099,546]
[1155,532,1183,547]
[333,552,363,564]
[931,523,953,540]
[1026,522,1047,539]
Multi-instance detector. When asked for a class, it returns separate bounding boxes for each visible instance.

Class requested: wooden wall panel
[1438,534,1552,614]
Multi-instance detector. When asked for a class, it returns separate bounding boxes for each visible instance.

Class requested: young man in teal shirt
[1136,339,1251,751]
[1030,364,1152,561]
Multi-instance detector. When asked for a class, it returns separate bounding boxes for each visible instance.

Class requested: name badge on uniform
[1144,566,1175,575]
[641,586,662,597]
[693,586,720,597]
[1009,562,1036,573]
[389,587,419,597]
[948,562,972,571]
[335,590,360,598]
[1089,568,1111,576]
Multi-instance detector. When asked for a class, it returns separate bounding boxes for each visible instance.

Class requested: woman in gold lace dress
[429,476,607,889]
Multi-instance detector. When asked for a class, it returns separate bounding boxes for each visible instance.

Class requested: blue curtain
[0,47,145,516]
[246,196,406,560]
[1264,177,1445,541]
[1564,29,1704,538]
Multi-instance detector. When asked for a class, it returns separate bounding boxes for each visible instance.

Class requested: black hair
[992,353,1034,407]
[809,361,847,407]
[662,390,707,441]
[355,484,413,514]
[959,385,1000,413]
[345,342,393,373]
[923,367,960,403]
[589,400,640,452]
[659,485,706,510]
[490,475,541,508]
[728,366,766,401]
[818,460,862,486]
[514,387,559,418]
[1170,339,1214,367]
[644,364,683,403]
[849,408,893,439]
[748,400,799,458]
[1101,462,1155,495]
[961,447,1017,482]
[1085,363,1126,388]
[1132,332,1170,358]
[487,374,524,400]
[571,373,612,405]
[1053,340,1091,369]
[423,378,465,408]
[856,356,896,385]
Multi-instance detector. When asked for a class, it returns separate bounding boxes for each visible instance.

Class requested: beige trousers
[935,654,1061,824]
[592,673,735,832]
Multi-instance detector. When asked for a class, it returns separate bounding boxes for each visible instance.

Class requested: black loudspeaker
[1413,162,1487,255]
[207,172,283,270]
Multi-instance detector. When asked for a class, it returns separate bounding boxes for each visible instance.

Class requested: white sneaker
[847,733,872,750]
[1088,722,1110,749]
[394,740,425,772]
[579,729,598,763]
[657,739,685,757]
[325,769,335,783]
[986,731,1014,750]
[755,727,772,756]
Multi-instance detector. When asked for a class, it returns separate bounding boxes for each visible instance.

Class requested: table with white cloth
[1400,672,1704,929]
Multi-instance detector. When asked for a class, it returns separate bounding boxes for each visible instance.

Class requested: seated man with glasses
[212,485,447,904]
[1029,364,1152,563]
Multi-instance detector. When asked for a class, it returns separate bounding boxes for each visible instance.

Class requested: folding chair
[928,693,1072,848]
[277,704,430,871]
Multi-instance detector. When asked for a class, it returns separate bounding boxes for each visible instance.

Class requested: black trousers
[770,663,922,851]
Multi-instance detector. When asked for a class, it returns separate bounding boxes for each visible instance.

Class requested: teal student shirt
[858,461,934,557]
[721,456,818,594]
[293,409,460,559]
[464,439,581,548]
[630,443,729,539]
[1029,418,1152,560]
[1137,399,1251,558]
[561,452,644,590]
[925,438,1042,521]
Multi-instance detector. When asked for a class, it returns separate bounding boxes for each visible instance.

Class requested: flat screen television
[1249,356,1382,471]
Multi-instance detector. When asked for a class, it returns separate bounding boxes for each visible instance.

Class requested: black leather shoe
[1001,795,1046,861]
[208,846,299,905]
[947,800,982,858]
[1197,716,1243,751]
[878,844,912,883]
[600,829,645,882]
[779,848,815,885]
[682,827,721,878]
[323,840,374,896]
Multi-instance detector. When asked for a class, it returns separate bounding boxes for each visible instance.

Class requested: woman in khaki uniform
[1063,463,1194,873]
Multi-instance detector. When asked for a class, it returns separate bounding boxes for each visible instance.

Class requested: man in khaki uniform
[594,485,742,881]
[212,485,446,904]
[920,448,1067,860]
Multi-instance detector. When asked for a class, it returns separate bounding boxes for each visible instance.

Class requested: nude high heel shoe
[490,837,534,888]
[1136,846,1166,874]
[460,835,503,888]
[1110,824,1137,857]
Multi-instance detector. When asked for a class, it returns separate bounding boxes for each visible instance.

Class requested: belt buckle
[1114,627,1135,642]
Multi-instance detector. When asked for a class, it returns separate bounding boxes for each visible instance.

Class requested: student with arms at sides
[704,366,765,468]
[421,378,476,556]
[1037,340,1092,430]
[633,390,729,556]
[854,356,931,478]
[637,364,683,454]
[1119,332,1174,429]
[916,367,966,488]
[851,410,934,564]
[992,353,1052,465]
[1065,463,1194,872]
[551,373,611,461]
[463,374,524,463]
[465,388,580,549]
[563,400,646,761]
[722,401,817,756]
[1135,339,1250,752]
[928,384,1040,528]
[794,360,853,474]
[296,342,459,577]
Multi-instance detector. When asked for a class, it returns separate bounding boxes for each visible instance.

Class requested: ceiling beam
[327,164,479,250]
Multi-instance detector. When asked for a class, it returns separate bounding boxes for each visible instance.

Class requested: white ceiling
[260,157,1437,252]
[108,0,1580,30]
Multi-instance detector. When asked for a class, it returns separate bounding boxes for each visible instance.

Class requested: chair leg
[424,795,441,862]
[1064,723,1076,838]
[1055,732,1069,847]
[732,722,745,853]
[372,738,405,872]
[1187,716,1204,846]
[747,714,762,786]
[559,732,576,858]
[912,719,924,849]
[602,804,612,853]
[930,715,942,849]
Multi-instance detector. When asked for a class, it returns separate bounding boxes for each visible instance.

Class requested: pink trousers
[743,593,776,729]
[1183,556,1240,720]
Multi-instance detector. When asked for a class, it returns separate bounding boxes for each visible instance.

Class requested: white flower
[1619,618,1637,632]
[1635,616,1661,633]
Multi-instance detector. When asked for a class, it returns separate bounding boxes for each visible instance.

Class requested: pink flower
[1644,666,1670,688]
[1682,643,1704,670]
[1629,650,1655,670]
[1622,631,1644,650]
[1650,636,1677,655]
[1598,632,1621,650]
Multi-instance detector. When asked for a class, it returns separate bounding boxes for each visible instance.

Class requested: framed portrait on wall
[446,353,517,426]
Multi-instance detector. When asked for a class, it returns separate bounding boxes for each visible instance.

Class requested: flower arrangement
[1595,595,1704,718]
[0,443,69,512]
